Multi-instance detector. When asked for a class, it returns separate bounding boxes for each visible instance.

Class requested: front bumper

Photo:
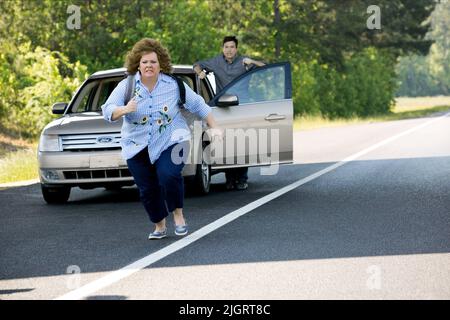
[38,150,133,185]
[38,149,196,186]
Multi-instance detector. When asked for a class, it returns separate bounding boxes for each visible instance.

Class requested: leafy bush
[396,54,444,97]
[340,47,397,117]
[294,47,397,119]
[0,43,88,137]
[292,60,321,116]
[395,3,450,97]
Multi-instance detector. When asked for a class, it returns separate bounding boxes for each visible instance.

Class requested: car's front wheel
[191,156,211,195]
[41,184,71,204]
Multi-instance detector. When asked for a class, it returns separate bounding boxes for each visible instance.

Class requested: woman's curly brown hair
[125,38,172,75]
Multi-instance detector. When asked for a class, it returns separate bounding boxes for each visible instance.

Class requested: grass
[0,124,39,184]
[294,102,450,131]
[0,146,38,184]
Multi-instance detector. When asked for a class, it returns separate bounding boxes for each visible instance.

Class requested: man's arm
[193,56,218,79]
[193,64,206,79]
[243,57,265,67]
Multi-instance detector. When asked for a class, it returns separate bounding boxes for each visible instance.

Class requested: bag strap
[167,74,186,107]
[124,73,135,105]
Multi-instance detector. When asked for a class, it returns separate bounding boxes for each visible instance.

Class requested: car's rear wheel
[41,184,71,204]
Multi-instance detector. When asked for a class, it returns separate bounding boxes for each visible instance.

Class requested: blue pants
[127,142,188,224]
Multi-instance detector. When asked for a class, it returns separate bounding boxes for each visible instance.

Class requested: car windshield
[70,77,122,113]
[69,73,197,114]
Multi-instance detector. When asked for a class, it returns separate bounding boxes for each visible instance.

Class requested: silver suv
[38,63,293,203]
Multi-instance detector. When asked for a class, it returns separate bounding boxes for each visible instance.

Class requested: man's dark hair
[222,36,238,47]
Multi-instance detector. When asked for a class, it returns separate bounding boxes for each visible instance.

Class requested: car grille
[60,133,121,151]
[63,169,132,180]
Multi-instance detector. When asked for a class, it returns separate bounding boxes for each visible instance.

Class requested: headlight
[39,134,61,151]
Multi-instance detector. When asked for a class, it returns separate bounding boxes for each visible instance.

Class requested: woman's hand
[208,127,224,142]
[205,113,223,142]
[111,97,138,121]
[125,97,138,114]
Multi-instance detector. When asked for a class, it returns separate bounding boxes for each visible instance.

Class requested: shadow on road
[0,157,449,283]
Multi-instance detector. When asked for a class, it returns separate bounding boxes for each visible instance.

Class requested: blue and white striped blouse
[101,72,211,163]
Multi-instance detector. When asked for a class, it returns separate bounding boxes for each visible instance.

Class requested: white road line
[55,112,450,300]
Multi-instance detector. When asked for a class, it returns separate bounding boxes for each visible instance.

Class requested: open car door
[208,62,293,169]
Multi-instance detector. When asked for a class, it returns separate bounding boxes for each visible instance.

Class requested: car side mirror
[216,94,239,107]
[52,102,68,114]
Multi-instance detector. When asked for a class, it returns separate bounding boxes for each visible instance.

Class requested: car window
[222,65,286,104]
[200,79,212,103]
[207,73,216,96]
[176,74,195,91]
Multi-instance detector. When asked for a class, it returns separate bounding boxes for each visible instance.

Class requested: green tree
[0,42,88,137]
[427,2,450,94]
[396,2,450,96]
[126,0,221,64]
[0,0,440,138]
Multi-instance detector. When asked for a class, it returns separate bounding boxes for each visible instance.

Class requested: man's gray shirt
[194,54,255,93]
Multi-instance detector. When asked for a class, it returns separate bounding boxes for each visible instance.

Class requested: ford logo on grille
[96,136,114,144]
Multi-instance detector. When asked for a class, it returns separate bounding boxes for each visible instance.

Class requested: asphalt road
[1,112,450,300]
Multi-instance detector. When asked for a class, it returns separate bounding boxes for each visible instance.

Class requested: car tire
[191,151,211,196]
[191,141,211,196]
[41,184,71,204]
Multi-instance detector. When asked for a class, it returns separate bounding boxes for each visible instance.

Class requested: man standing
[193,36,265,191]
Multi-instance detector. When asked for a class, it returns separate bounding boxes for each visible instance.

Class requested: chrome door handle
[265,114,286,121]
